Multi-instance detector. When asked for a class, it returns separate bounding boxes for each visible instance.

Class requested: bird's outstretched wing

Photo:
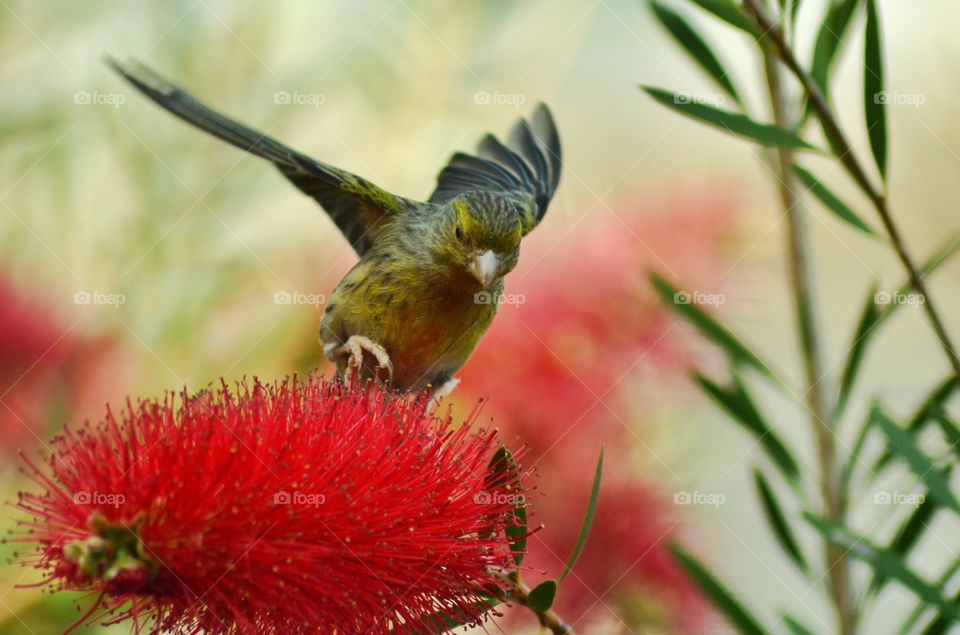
[108,58,406,255]
[429,104,561,234]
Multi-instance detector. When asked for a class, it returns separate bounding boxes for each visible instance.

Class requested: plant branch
[491,573,574,634]
[742,0,960,384]
[761,39,857,635]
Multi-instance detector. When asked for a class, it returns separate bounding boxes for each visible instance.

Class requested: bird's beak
[470,250,499,288]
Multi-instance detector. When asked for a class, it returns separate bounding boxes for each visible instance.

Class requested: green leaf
[649,1,742,105]
[805,514,959,619]
[835,284,882,417]
[864,0,888,178]
[839,407,876,504]
[753,469,807,572]
[685,0,758,36]
[651,273,779,382]
[872,408,960,513]
[915,561,960,635]
[874,377,958,474]
[935,413,960,453]
[697,373,800,482]
[838,236,960,428]
[871,495,938,595]
[486,446,528,566]
[783,614,818,635]
[670,544,767,635]
[560,449,603,583]
[642,86,817,150]
[526,580,558,613]
[807,0,860,116]
[794,166,877,237]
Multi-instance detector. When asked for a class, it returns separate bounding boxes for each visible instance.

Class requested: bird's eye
[455,224,464,241]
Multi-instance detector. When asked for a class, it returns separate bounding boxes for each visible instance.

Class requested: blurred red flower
[461,191,739,631]
[0,276,123,454]
[0,276,78,450]
[15,375,525,634]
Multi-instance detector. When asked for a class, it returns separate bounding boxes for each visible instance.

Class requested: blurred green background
[2,0,960,632]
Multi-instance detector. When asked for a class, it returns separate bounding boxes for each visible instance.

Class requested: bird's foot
[334,335,393,386]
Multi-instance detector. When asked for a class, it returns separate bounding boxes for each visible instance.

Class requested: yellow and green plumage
[110,59,562,393]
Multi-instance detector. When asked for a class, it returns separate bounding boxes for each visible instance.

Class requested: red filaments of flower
[13,375,524,634]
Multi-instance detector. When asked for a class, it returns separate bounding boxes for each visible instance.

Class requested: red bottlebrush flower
[13,375,525,634]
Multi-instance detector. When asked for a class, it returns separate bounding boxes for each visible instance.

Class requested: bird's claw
[334,335,393,386]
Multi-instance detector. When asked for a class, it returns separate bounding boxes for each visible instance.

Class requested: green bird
[109,59,561,395]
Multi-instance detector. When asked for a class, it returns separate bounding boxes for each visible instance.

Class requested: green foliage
[696,373,800,482]
[753,469,808,573]
[650,273,780,382]
[648,0,960,632]
[642,86,816,150]
[560,449,603,583]
[670,544,767,635]
[863,0,888,178]
[649,1,743,105]
[526,580,558,612]
[793,166,877,237]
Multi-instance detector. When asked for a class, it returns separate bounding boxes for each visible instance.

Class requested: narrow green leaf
[650,273,779,381]
[650,1,742,105]
[560,449,603,583]
[486,446,528,566]
[871,495,938,594]
[696,374,800,482]
[753,469,808,572]
[807,0,860,112]
[526,580,558,613]
[783,614,818,635]
[794,166,877,237]
[864,0,888,178]
[872,408,960,513]
[685,0,758,36]
[920,594,960,635]
[839,407,876,506]
[935,413,960,453]
[670,544,767,635]
[915,561,960,635]
[642,86,817,150]
[874,377,958,474]
[805,514,959,619]
[835,284,882,417]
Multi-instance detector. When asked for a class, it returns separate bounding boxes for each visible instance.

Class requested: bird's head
[435,192,524,289]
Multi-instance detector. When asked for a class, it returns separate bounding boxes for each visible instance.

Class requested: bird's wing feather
[429,103,561,234]
[107,57,405,255]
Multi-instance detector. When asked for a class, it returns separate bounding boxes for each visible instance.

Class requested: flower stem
[492,573,575,634]
[760,23,857,635]
[743,0,960,384]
